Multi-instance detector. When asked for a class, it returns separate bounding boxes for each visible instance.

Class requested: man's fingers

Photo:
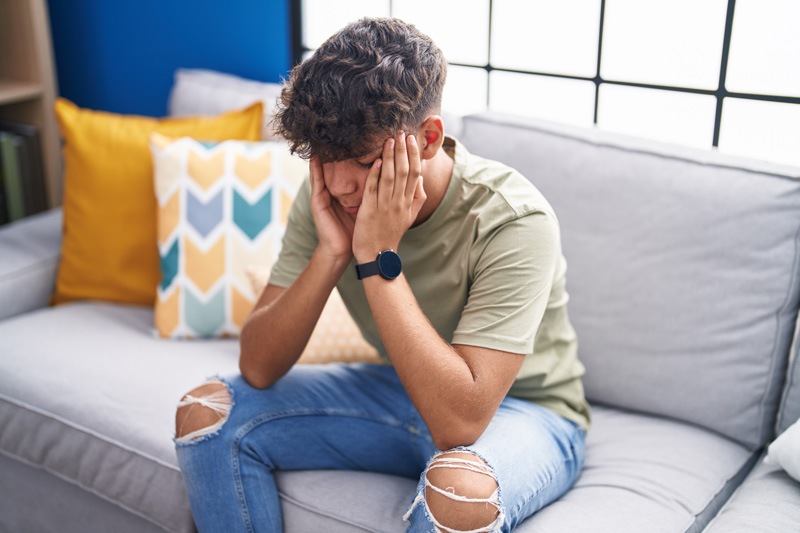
[309,157,324,197]
[412,174,427,214]
[394,132,409,200]
[406,134,421,200]
[379,137,395,206]
[362,157,382,209]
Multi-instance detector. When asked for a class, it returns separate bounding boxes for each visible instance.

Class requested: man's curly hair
[273,17,447,163]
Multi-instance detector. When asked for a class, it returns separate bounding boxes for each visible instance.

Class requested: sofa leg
[175,378,232,443]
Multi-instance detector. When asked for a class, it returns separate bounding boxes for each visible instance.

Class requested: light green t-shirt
[269,137,591,432]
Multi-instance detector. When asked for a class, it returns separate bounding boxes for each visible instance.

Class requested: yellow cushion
[53,98,263,306]
[246,266,382,365]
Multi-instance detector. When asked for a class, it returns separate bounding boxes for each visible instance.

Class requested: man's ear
[416,115,445,160]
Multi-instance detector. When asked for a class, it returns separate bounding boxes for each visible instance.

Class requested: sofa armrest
[0,208,62,321]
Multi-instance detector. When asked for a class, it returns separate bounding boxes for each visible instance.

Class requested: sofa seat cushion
[701,458,800,533]
[0,301,240,533]
[0,301,759,532]
[515,406,756,533]
[277,406,758,533]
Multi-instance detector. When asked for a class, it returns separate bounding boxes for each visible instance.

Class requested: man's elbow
[430,419,488,451]
[239,359,273,390]
[238,338,275,390]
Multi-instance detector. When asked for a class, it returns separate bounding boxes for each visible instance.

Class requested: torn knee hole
[175,379,232,442]
[404,451,504,533]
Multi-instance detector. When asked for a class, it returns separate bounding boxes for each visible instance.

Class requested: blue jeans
[175,363,585,532]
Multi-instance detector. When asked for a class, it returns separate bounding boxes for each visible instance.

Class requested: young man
[175,17,590,533]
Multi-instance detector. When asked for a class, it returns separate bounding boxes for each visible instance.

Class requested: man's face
[321,145,384,219]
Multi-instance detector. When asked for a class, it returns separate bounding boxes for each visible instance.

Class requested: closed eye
[356,160,375,170]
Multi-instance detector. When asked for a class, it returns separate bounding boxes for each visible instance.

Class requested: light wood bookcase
[0,0,62,208]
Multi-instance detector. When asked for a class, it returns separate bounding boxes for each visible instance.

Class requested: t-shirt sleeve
[451,211,560,354]
[268,177,318,288]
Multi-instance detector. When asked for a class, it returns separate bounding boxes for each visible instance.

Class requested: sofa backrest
[459,112,800,450]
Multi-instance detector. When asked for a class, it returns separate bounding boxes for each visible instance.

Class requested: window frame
[291,0,800,149]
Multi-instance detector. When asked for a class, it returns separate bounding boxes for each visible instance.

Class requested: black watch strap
[354,260,380,280]
[356,250,402,280]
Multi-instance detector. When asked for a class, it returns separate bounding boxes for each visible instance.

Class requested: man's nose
[326,165,358,196]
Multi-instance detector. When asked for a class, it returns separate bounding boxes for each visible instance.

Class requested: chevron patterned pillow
[149,132,307,339]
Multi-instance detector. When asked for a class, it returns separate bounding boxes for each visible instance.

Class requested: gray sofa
[2,111,800,533]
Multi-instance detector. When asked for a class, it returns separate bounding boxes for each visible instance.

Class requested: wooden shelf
[0,0,62,212]
[0,79,44,106]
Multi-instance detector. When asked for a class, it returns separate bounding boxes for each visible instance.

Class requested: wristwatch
[355,250,402,280]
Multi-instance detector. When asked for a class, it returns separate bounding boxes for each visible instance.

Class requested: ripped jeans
[174,363,585,533]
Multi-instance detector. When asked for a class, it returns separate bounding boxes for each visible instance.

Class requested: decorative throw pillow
[765,418,800,482]
[167,68,284,141]
[53,98,263,306]
[246,266,382,364]
[150,133,306,338]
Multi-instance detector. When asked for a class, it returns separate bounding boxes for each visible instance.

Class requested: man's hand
[353,133,427,263]
[309,157,356,262]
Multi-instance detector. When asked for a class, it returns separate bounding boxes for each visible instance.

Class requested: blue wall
[47,0,292,117]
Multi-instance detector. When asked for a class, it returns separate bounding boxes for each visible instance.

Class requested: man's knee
[423,451,502,532]
[175,379,232,443]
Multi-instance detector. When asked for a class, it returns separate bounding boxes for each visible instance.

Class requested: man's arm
[353,133,543,450]
[363,272,525,450]
[238,250,349,389]
[239,158,356,389]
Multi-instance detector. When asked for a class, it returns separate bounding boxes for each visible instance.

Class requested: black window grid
[291,0,800,148]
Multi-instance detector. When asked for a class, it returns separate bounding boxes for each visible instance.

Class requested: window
[294,0,800,166]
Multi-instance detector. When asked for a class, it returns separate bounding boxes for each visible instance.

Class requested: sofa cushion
[277,405,757,533]
[167,68,284,142]
[459,112,800,450]
[247,266,382,365]
[701,458,800,533]
[149,134,306,338]
[52,98,264,307]
[0,207,61,322]
[765,417,800,482]
[0,302,757,533]
[518,405,757,533]
[0,302,237,533]
[777,318,800,434]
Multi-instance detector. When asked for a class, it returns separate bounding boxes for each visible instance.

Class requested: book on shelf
[0,157,7,224]
[0,132,25,222]
[0,119,48,224]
